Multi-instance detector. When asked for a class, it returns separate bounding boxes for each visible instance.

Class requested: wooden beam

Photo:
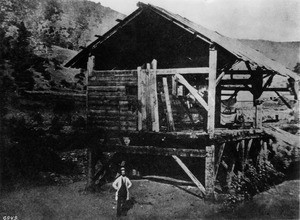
[245,61,253,72]
[172,155,206,194]
[254,101,262,129]
[263,141,269,162]
[172,75,177,96]
[226,157,236,190]
[251,70,263,100]
[146,63,151,130]
[294,80,300,122]
[220,86,290,92]
[240,140,246,172]
[94,35,104,39]
[86,148,95,190]
[86,55,95,190]
[220,79,251,85]
[264,125,300,147]
[103,145,206,157]
[156,67,209,75]
[205,145,215,196]
[262,74,274,90]
[174,74,208,111]
[226,70,260,75]
[137,66,143,130]
[215,143,225,181]
[216,71,225,86]
[86,55,94,118]
[150,60,160,132]
[138,67,147,130]
[274,91,292,109]
[163,77,175,131]
[176,96,195,124]
[221,160,228,170]
[207,45,217,135]
[245,139,253,163]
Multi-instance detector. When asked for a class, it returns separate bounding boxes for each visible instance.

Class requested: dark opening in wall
[126,85,138,96]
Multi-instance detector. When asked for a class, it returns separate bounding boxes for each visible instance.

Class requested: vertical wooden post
[86,148,95,190]
[215,87,221,127]
[141,69,147,130]
[263,141,269,163]
[226,158,236,190]
[137,67,143,130]
[172,75,177,96]
[163,77,175,131]
[150,60,159,132]
[207,45,217,136]
[86,55,95,190]
[205,144,215,197]
[294,80,300,122]
[215,143,226,181]
[245,138,253,163]
[146,63,151,130]
[240,140,245,172]
[255,100,262,129]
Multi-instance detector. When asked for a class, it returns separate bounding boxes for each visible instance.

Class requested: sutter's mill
[65,2,300,197]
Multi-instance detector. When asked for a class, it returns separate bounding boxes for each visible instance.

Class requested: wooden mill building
[65,2,300,196]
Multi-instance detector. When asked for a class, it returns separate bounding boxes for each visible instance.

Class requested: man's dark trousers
[117,179,127,217]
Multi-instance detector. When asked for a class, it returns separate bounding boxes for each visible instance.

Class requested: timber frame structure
[66,2,300,197]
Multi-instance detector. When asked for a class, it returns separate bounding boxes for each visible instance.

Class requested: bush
[222,160,285,212]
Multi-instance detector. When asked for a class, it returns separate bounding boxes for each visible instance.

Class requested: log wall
[88,70,138,131]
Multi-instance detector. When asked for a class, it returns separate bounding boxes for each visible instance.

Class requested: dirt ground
[0,178,299,219]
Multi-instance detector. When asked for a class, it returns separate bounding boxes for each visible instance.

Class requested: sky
[91,0,300,42]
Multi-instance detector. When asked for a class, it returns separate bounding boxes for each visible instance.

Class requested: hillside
[0,0,125,91]
[58,0,126,49]
[240,39,300,71]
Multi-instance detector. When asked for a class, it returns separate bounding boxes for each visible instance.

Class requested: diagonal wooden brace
[174,74,208,111]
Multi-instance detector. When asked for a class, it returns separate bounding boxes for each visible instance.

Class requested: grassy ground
[0,178,299,219]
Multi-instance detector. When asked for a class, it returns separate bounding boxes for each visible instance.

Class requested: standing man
[112,167,132,217]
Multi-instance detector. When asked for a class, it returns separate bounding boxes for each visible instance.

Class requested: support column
[254,100,263,129]
[215,86,221,127]
[294,80,300,122]
[207,45,217,136]
[137,67,143,131]
[163,77,175,131]
[150,60,159,132]
[205,144,215,198]
[86,54,95,190]
[86,148,95,190]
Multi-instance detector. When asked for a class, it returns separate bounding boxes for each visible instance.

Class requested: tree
[294,63,300,74]
[41,0,66,48]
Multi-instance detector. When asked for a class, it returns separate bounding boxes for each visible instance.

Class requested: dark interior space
[92,9,235,70]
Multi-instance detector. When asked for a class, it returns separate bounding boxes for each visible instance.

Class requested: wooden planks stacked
[88,70,138,131]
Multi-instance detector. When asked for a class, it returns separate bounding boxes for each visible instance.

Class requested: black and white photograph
[0,0,299,219]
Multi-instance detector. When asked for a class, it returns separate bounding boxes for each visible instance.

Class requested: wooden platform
[100,128,267,155]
